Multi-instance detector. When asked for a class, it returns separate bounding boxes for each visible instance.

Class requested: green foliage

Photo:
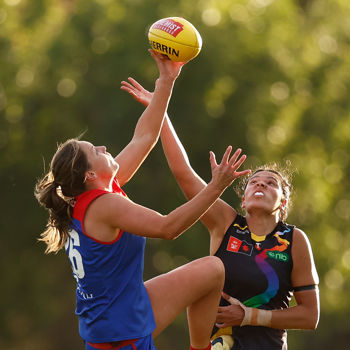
[1,0,350,348]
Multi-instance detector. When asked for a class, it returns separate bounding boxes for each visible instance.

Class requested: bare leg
[145,256,224,348]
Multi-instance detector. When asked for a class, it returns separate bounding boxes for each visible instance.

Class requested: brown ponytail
[34,139,90,253]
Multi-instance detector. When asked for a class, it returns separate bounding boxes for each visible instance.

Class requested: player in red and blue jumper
[35,50,250,350]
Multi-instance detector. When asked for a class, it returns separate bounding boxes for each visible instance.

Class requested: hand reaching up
[209,146,251,192]
[121,77,153,107]
[149,49,185,82]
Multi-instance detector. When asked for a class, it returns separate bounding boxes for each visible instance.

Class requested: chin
[112,160,120,171]
[246,203,270,213]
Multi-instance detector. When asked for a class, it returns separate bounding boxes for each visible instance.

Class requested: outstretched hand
[121,77,153,107]
[121,50,185,106]
[209,147,251,192]
[216,292,246,328]
[121,77,251,194]
[149,49,185,81]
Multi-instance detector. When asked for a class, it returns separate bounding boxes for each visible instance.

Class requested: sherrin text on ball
[148,17,202,62]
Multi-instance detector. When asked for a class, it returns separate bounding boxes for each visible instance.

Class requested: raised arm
[120,78,250,252]
[87,146,248,241]
[161,117,242,252]
[115,50,184,187]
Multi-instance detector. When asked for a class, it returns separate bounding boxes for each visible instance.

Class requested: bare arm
[86,146,249,241]
[120,78,250,252]
[162,117,243,254]
[115,50,184,187]
[216,228,320,330]
[286,228,320,329]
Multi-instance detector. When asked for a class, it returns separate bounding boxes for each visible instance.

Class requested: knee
[203,256,225,286]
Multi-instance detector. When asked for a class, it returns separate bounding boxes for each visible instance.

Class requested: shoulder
[86,191,130,219]
[93,191,128,206]
[292,227,319,286]
[292,227,313,250]
[291,227,319,284]
[291,227,315,259]
[83,192,131,241]
[209,209,238,255]
[211,207,238,235]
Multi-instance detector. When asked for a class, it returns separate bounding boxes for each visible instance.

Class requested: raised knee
[204,256,225,285]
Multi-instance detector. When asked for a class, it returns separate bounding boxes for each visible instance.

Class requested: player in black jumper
[121,78,319,350]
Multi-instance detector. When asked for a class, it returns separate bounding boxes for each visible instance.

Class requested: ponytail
[35,172,73,253]
[34,139,89,253]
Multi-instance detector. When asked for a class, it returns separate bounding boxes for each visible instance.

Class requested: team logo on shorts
[226,236,253,256]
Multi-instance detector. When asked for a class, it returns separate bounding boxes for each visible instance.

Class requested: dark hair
[34,139,90,253]
[235,162,294,221]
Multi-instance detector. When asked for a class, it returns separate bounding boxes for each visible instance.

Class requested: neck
[245,211,279,236]
[85,177,114,192]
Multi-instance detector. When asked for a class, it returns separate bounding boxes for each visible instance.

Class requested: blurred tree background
[0,0,349,348]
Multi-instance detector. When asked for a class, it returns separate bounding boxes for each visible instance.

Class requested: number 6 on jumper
[65,229,85,279]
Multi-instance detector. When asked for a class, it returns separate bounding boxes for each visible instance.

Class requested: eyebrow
[249,175,279,183]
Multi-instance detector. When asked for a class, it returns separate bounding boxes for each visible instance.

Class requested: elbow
[308,313,319,330]
[143,134,158,149]
[161,228,181,241]
[158,221,182,240]
[136,134,158,151]
[304,322,318,330]
[170,165,192,182]
[303,310,320,330]
[163,233,178,241]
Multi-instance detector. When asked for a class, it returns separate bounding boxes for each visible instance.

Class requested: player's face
[79,141,119,180]
[243,171,285,217]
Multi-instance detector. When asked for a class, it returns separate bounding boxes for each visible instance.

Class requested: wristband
[240,306,272,327]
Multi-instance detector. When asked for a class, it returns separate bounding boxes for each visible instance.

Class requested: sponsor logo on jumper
[227,236,253,256]
[149,40,180,57]
[267,251,289,262]
[233,223,250,235]
[153,19,184,37]
[255,242,262,250]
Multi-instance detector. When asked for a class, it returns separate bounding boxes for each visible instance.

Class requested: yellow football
[148,17,202,62]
